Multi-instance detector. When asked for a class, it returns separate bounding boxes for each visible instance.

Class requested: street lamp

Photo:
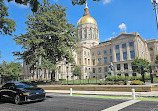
[66,62,69,85]
[150,0,158,29]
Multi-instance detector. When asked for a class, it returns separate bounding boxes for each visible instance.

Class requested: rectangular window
[110,49,112,53]
[85,67,87,73]
[84,51,86,55]
[104,67,108,72]
[92,59,95,65]
[104,57,108,64]
[117,74,121,76]
[110,56,112,62]
[132,73,137,76]
[122,44,126,48]
[124,63,128,70]
[116,53,120,61]
[117,64,121,70]
[129,42,134,47]
[123,52,127,60]
[98,58,101,65]
[85,58,87,64]
[98,67,102,73]
[125,73,129,76]
[88,59,90,65]
[104,50,107,54]
[93,68,95,73]
[115,45,119,50]
[130,51,135,59]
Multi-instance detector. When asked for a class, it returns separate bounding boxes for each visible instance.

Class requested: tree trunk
[51,70,55,82]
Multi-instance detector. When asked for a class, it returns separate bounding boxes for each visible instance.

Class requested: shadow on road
[0,99,13,104]
[46,96,53,98]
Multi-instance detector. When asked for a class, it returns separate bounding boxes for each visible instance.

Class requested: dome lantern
[77,3,97,26]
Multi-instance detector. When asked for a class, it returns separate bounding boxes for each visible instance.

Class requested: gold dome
[77,15,97,26]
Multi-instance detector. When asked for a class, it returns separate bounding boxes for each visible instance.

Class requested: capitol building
[24,4,158,81]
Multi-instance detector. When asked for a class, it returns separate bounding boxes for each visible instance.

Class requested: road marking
[101,100,141,111]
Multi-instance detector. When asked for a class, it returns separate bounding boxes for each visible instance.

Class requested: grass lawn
[72,94,158,101]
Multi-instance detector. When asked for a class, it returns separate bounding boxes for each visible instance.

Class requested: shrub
[130,80,145,85]
[59,79,66,81]
[145,75,150,80]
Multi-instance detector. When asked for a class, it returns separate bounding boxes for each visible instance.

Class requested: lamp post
[66,62,69,85]
[150,0,158,29]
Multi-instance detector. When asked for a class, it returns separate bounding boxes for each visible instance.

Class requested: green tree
[0,61,22,83]
[73,66,82,79]
[131,57,150,74]
[13,0,77,81]
[0,0,16,35]
[7,0,39,12]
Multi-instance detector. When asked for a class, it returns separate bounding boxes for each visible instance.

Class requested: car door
[1,83,11,99]
[8,83,16,99]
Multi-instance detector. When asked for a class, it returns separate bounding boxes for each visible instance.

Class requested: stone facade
[23,5,158,81]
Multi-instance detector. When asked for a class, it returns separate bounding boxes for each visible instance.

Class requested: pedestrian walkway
[45,90,158,97]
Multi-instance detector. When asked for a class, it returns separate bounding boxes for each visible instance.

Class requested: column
[112,45,116,62]
[86,27,88,40]
[134,39,138,57]
[120,63,124,72]
[119,44,123,61]
[82,29,84,40]
[127,42,131,60]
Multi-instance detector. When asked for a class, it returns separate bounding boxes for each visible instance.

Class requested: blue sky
[0,0,157,63]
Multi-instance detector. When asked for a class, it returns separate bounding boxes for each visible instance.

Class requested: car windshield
[15,82,36,88]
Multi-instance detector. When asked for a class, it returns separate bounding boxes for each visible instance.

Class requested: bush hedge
[105,75,151,82]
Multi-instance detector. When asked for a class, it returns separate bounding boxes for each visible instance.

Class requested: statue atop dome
[83,2,90,16]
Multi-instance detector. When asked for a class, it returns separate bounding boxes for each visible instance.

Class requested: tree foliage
[13,0,77,81]
[0,0,16,35]
[0,61,23,83]
[71,0,101,5]
[73,66,82,79]
[131,57,150,74]
[7,0,39,12]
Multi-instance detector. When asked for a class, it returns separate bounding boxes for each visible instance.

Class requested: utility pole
[150,0,158,29]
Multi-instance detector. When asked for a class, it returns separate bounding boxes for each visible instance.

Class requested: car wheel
[14,95,22,105]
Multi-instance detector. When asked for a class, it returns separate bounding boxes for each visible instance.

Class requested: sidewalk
[45,90,158,97]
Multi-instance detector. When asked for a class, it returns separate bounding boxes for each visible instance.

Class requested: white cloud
[103,0,112,5]
[10,1,30,8]
[112,32,116,35]
[104,37,113,41]
[118,23,127,31]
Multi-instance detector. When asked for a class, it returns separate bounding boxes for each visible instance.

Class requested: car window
[2,83,12,89]
[15,82,36,88]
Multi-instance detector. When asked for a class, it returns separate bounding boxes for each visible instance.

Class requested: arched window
[84,30,86,39]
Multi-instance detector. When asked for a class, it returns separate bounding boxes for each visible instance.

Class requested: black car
[0,81,46,105]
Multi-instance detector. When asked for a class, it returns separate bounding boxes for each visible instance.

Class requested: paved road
[0,94,158,111]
